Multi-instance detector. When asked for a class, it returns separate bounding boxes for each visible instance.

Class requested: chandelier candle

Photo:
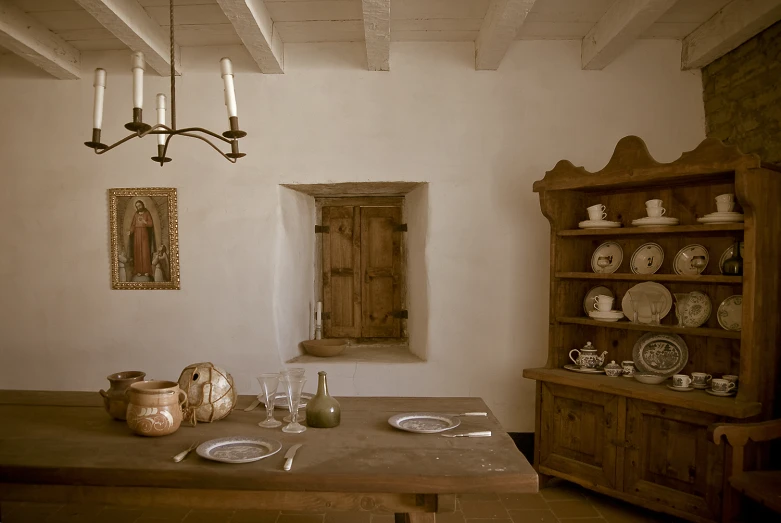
[84,0,247,164]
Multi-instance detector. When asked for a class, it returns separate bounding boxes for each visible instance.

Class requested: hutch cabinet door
[539,383,623,490]
[624,399,723,521]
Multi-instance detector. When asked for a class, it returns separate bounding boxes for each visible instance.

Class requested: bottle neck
[317,372,328,396]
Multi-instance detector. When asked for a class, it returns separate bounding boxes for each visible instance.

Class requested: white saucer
[706,389,736,397]
[563,364,605,374]
[667,384,694,392]
[588,310,624,322]
[692,383,709,390]
[579,220,622,229]
[697,213,744,224]
[631,217,680,227]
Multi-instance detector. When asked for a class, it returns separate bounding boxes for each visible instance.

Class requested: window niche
[280,182,429,363]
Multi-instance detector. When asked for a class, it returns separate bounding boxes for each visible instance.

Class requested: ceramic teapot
[569,341,607,369]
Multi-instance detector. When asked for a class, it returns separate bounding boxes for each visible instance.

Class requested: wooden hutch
[523,136,781,523]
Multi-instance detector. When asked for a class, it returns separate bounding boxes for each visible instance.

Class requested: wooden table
[0,391,537,522]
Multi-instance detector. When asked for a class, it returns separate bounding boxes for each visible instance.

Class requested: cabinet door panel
[625,399,723,520]
[540,383,622,490]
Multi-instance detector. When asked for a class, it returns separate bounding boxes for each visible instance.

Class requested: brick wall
[702,22,781,164]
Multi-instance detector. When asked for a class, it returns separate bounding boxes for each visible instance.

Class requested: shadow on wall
[406,183,429,360]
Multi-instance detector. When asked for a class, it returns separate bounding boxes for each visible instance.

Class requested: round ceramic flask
[99,371,146,420]
[126,380,187,437]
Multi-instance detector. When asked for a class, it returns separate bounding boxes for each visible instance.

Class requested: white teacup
[712,378,736,393]
[587,204,607,221]
[646,199,663,208]
[672,374,692,388]
[716,201,735,212]
[593,295,614,312]
[715,193,735,203]
[646,206,666,218]
[692,372,712,386]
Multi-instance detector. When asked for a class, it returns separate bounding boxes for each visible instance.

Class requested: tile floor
[1,479,688,523]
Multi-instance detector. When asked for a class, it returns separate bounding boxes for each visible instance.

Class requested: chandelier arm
[177,132,238,163]
[94,132,142,155]
[170,127,234,144]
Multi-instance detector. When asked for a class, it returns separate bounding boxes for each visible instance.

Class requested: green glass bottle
[306,371,341,428]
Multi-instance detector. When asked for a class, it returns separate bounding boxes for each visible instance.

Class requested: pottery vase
[99,371,146,420]
[126,380,187,437]
[306,371,341,428]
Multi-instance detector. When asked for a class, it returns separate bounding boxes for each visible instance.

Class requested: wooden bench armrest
[709,419,781,447]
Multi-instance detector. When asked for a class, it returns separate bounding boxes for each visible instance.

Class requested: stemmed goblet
[627,291,640,324]
[646,291,663,326]
[281,374,307,434]
[256,373,282,428]
[281,368,305,423]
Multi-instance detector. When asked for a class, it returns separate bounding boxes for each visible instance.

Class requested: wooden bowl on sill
[302,339,348,358]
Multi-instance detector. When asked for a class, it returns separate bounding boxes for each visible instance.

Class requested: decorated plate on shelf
[673,244,709,276]
[717,295,743,331]
[621,282,672,324]
[630,243,664,274]
[583,286,613,315]
[676,291,712,328]
[632,333,688,377]
[591,242,623,274]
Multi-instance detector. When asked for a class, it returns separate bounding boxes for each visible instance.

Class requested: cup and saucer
[579,204,622,229]
[588,295,624,322]
[632,199,680,227]
[667,374,694,392]
[706,378,737,396]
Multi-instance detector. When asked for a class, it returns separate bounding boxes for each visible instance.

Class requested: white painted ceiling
[8,0,733,51]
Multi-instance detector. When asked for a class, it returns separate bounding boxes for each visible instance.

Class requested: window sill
[287,341,424,364]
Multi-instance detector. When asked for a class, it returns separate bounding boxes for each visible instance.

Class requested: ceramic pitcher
[126,380,187,437]
[99,371,146,420]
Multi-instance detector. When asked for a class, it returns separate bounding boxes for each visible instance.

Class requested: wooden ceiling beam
[476,0,537,70]
[361,0,390,71]
[74,0,180,76]
[215,0,284,74]
[582,0,678,70]
[682,0,781,70]
[0,0,80,79]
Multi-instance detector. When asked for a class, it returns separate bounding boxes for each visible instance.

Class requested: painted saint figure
[128,200,156,277]
[152,244,170,282]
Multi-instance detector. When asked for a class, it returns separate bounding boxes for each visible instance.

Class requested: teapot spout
[598,351,608,366]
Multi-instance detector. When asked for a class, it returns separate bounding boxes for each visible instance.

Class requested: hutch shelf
[522,136,781,523]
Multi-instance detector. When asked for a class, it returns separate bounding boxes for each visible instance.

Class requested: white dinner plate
[621,282,672,324]
[631,217,680,227]
[630,243,664,275]
[578,220,622,229]
[388,413,461,433]
[673,244,709,276]
[259,392,314,410]
[697,214,744,224]
[717,295,742,331]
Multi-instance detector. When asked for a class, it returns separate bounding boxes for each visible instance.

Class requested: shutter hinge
[315,225,330,233]
[392,310,409,319]
[394,223,408,232]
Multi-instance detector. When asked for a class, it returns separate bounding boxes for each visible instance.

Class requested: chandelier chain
[169,0,176,130]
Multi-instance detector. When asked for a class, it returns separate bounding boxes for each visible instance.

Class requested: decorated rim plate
[563,364,605,374]
[583,286,613,315]
[631,217,680,227]
[717,295,742,331]
[259,392,314,410]
[719,243,745,274]
[675,291,712,328]
[591,241,623,274]
[630,243,664,274]
[666,384,694,392]
[388,413,460,433]
[632,332,688,377]
[621,282,672,324]
[673,244,709,276]
[706,389,736,397]
[196,436,282,464]
[579,220,622,229]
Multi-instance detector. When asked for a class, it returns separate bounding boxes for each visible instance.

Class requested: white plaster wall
[0,40,705,431]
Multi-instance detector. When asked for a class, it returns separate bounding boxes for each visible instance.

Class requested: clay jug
[99,371,146,420]
[306,371,341,428]
[126,380,187,437]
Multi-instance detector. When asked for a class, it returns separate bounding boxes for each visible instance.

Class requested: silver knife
[441,431,492,438]
[283,444,303,471]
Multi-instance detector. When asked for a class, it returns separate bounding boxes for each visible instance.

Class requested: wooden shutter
[322,206,361,337]
[360,207,401,337]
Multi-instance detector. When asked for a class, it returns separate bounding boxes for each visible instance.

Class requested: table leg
[395,514,436,522]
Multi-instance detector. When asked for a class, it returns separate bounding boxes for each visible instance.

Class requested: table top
[0,391,537,494]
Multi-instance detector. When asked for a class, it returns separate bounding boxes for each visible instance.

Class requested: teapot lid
[583,341,594,350]
[605,360,621,370]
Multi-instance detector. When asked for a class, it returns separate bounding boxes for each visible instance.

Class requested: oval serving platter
[196,436,282,464]
[388,413,460,434]
[632,332,688,377]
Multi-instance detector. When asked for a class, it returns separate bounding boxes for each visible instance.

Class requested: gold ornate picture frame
[109,188,180,290]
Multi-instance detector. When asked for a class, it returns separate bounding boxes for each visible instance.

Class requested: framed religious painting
[109,188,180,290]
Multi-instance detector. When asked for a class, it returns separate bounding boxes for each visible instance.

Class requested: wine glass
[627,291,640,323]
[646,291,663,325]
[281,375,307,434]
[281,368,305,423]
[674,293,690,328]
[256,373,282,428]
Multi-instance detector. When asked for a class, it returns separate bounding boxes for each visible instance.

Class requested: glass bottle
[722,241,743,276]
[306,371,341,428]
